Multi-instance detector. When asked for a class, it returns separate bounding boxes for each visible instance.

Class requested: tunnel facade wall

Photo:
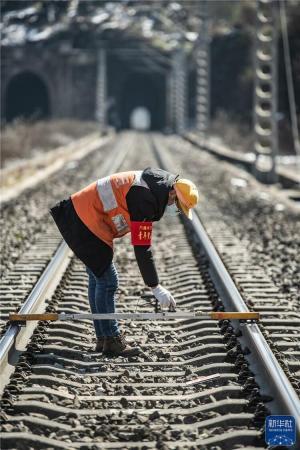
[1,46,97,123]
[2,44,193,131]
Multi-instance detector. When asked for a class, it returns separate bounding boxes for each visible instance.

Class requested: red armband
[131,221,153,246]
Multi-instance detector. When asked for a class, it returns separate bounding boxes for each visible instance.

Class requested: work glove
[151,284,176,310]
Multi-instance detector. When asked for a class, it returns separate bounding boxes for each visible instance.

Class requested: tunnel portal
[130,107,151,131]
[5,71,50,122]
[119,74,165,131]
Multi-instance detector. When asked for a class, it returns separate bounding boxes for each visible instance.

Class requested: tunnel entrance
[5,71,50,122]
[119,74,164,130]
[130,107,151,131]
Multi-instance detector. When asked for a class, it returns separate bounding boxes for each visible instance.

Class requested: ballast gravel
[165,135,300,307]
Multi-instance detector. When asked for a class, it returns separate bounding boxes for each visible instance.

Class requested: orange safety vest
[71,171,148,248]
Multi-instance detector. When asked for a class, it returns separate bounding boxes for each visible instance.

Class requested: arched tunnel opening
[130,107,151,131]
[5,71,50,122]
[118,73,165,131]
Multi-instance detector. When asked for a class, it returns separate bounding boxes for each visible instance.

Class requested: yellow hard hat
[174,179,199,220]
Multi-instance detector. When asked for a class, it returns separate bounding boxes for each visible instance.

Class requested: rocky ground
[1,130,299,300]
[165,135,300,307]
[1,131,298,449]
[1,218,266,450]
[0,134,110,277]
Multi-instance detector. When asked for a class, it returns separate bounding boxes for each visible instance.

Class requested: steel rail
[0,242,72,393]
[0,134,132,394]
[184,134,300,190]
[151,134,300,443]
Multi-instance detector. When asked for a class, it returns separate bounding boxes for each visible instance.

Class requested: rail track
[0,132,299,449]
[184,133,300,192]
[157,134,300,390]
[0,132,133,335]
[0,132,116,280]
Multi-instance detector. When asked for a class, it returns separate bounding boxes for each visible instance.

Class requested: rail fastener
[9,311,260,323]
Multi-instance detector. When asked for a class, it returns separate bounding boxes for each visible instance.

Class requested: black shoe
[103,333,140,357]
[94,337,105,352]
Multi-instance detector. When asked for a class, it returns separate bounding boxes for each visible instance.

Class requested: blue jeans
[86,263,120,337]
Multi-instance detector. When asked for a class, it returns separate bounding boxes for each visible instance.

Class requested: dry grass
[209,110,299,155]
[1,119,99,168]
[209,111,254,154]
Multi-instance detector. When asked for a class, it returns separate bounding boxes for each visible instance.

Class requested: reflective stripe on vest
[71,171,147,248]
[96,171,149,233]
[97,171,149,213]
[96,183,126,231]
[97,176,118,212]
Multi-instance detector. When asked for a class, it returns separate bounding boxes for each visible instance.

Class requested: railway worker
[50,168,199,357]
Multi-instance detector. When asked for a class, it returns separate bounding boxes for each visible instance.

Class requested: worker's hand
[151,284,176,310]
